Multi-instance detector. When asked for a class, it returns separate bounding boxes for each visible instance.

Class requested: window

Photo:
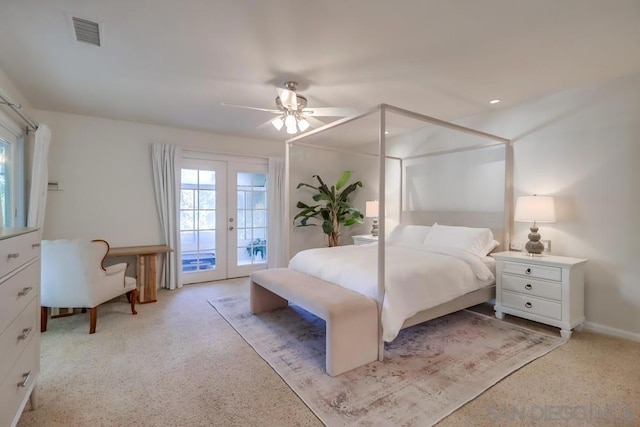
[0,113,25,227]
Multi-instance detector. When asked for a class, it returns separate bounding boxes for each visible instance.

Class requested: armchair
[41,239,138,334]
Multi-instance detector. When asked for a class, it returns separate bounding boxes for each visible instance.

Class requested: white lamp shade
[297,118,310,132]
[365,200,379,218]
[284,114,297,129]
[272,116,284,131]
[514,196,556,223]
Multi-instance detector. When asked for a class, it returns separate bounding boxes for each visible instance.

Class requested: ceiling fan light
[272,116,284,130]
[284,114,297,129]
[286,124,297,135]
[297,118,310,132]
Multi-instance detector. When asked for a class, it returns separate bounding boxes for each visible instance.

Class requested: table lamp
[365,200,379,237]
[514,195,556,255]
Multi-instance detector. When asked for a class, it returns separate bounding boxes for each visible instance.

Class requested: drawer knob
[18,327,33,340]
[18,371,33,388]
[525,302,533,309]
[18,286,33,297]
[7,252,20,259]
[525,284,533,290]
[525,267,532,275]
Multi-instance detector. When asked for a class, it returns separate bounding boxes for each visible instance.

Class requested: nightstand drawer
[501,274,561,301]
[502,291,561,320]
[352,235,378,245]
[502,261,561,281]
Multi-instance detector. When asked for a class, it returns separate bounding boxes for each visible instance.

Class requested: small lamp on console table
[366,200,379,237]
[514,195,556,256]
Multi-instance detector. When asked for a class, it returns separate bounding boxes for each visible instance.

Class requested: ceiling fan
[222,81,356,135]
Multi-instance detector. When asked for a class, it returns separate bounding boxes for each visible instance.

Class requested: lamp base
[525,225,544,255]
[370,218,379,237]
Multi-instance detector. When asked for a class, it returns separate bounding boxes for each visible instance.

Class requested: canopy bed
[251,104,512,375]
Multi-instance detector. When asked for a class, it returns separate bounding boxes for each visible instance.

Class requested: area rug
[208,295,564,426]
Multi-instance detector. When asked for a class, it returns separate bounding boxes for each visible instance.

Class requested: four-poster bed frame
[253,104,512,374]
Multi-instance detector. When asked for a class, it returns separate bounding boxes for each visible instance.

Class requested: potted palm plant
[294,171,365,247]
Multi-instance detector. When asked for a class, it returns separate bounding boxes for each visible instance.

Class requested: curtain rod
[0,88,38,133]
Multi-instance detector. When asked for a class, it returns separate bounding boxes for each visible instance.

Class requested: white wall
[403,145,506,213]
[447,73,640,339]
[33,110,285,246]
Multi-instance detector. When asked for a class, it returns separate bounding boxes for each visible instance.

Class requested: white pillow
[423,224,495,257]
[387,224,432,245]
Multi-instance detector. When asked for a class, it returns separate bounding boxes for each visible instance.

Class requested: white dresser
[0,228,41,427]
[492,251,588,339]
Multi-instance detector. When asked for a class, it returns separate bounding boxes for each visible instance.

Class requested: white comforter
[288,242,495,342]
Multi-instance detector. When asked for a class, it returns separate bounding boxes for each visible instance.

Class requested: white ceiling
[1,0,639,141]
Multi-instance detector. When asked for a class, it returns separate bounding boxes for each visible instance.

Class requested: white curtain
[151,143,182,290]
[267,157,287,268]
[27,124,51,229]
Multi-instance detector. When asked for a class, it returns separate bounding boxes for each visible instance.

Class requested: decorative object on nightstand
[492,251,587,339]
[366,200,379,237]
[514,195,556,256]
[352,234,378,245]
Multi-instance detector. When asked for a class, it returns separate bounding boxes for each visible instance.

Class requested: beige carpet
[209,295,564,426]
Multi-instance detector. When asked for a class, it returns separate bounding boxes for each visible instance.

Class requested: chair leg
[41,306,48,332]
[129,289,138,315]
[89,307,97,334]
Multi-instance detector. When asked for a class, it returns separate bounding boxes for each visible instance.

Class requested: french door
[180,158,268,284]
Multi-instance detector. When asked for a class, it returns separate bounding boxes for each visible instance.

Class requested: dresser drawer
[502,290,561,320]
[0,335,39,427]
[0,298,38,385]
[0,231,40,281]
[0,259,39,335]
[501,274,561,301]
[502,261,561,281]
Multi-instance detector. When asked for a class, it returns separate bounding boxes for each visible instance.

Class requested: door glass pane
[199,190,215,209]
[181,168,217,272]
[236,172,268,266]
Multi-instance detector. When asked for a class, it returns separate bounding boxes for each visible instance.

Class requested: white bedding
[288,242,495,342]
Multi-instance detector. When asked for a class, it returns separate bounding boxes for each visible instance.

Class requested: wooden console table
[107,245,172,304]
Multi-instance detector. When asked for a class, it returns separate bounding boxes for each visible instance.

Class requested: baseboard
[583,321,640,343]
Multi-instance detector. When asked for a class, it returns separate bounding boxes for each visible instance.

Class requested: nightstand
[352,235,378,245]
[491,251,588,339]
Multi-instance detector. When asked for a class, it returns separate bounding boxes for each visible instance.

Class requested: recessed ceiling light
[489,99,500,104]
[384,131,389,135]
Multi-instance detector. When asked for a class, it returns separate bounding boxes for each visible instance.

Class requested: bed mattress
[288,242,495,342]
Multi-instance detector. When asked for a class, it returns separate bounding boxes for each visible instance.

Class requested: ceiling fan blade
[257,117,278,129]
[220,102,280,114]
[277,88,297,109]
[302,115,326,129]
[301,107,357,117]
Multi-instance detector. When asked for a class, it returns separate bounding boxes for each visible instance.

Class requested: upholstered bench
[250,268,379,376]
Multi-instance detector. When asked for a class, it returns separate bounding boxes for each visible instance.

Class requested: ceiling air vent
[72,16,101,46]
